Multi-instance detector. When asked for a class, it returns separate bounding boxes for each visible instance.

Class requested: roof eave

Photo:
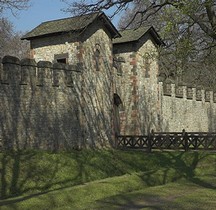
[148,27,165,46]
[113,27,165,46]
[98,13,121,38]
[22,12,121,40]
[113,40,137,45]
[22,32,65,40]
[21,30,81,40]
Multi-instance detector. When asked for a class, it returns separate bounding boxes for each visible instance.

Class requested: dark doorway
[113,93,122,136]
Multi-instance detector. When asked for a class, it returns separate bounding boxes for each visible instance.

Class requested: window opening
[145,58,150,78]
[57,58,67,64]
[95,48,100,71]
[54,53,69,64]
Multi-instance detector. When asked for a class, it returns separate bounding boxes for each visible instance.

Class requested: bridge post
[114,133,118,148]
[148,129,154,152]
[183,129,189,151]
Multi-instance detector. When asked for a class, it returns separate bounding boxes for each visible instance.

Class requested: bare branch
[0,0,30,16]
[61,0,133,16]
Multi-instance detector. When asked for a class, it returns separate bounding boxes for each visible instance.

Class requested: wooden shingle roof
[113,26,164,46]
[22,12,120,40]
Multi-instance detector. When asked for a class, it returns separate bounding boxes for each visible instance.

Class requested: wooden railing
[116,130,216,152]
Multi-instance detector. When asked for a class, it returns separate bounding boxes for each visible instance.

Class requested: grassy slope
[0,150,215,209]
[89,180,216,210]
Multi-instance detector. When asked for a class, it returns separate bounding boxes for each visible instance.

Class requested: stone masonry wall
[0,22,114,149]
[136,37,160,134]
[30,33,81,64]
[78,22,115,147]
[114,36,160,135]
[0,56,83,150]
[6,21,115,149]
[113,34,216,134]
[2,22,216,151]
[160,82,216,132]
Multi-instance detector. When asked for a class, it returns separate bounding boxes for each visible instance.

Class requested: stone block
[187,87,193,99]
[196,89,202,101]
[175,85,184,98]
[163,83,172,96]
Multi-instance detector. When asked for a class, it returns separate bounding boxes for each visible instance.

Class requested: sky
[4,0,121,33]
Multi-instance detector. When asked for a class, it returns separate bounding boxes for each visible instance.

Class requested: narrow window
[95,49,100,71]
[145,58,150,78]
[54,53,69,64]
[56,58,67,64]
[94,44,102,71]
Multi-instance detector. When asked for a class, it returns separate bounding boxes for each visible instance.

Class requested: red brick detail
[76,45,85,61]
[119,114,126,121]
[132,87,137,95]
[133,95,139,100]
[77,53,83,60]
[131,110,138,117]
[130,59,137,65]
[30,50,35,59]
[130,75,138,81]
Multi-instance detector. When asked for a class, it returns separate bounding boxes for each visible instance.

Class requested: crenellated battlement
[161,81,216,103]
[0,56,82,88]
[0,53,114,151]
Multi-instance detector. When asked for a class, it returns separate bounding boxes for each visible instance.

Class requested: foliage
[61,0,216,40]
[118,0,216,88]
[61,0,216,88]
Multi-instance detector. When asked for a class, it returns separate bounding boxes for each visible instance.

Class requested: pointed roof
[22,12,120,40]
[113,26,165,46]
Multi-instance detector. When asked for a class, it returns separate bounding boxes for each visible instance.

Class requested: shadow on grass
[0,150,86,200]
[90,192,183,210]
[0,149,215,207]
[190,177,216,190]
[0,149,132,200]
[113,150,215,186]
[91,151,216,210]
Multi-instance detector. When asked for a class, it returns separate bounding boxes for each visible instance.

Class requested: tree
[62,0,216,88]
[0,17,30,58]
[0,1,30,58]
[62,0,216,41]
[0,0,30,16]
[118,1,216,87]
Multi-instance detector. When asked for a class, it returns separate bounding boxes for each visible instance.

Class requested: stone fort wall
[1,55,216,151]
[159,82,216,132]
[113,34,216,134]
[30,22,115,148]
[0,55,114,150]
[1,27,216,150]
[113,36,161,135]
[0,56,83,150]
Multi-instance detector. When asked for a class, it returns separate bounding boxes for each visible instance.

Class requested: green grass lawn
[88,178,216,210]
[0,149,215,209]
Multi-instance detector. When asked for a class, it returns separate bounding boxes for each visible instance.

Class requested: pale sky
[4,0,121,33]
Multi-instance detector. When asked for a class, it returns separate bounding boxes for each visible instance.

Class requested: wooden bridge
[116,130,216,152]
